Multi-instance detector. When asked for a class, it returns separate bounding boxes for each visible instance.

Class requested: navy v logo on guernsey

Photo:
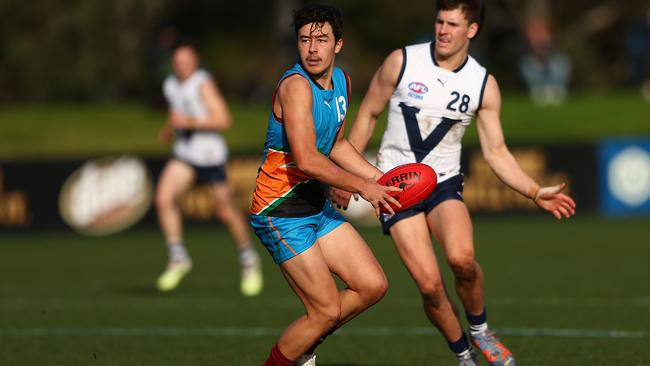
[398,102,460,162]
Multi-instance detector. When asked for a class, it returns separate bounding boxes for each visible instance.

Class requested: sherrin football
[377,163,437,214]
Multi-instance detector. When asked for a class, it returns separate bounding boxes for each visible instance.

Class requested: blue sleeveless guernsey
[251,63,350,217]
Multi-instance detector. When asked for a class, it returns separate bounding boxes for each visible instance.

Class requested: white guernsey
[378,42,488,183]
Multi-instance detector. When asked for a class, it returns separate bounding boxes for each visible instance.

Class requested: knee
[449,255,478,283]
[419,280,448,309]
[214,206,232,222]
[155,190,175,211]
[310,305,341,330]
[214,198,239,223]
[361,274,389,305]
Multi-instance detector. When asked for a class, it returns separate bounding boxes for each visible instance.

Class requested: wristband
[528,186,540,201]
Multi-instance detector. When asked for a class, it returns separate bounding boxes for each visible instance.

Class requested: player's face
[297,22,343,77]
[434,8,478,58]
[172,47,199,81]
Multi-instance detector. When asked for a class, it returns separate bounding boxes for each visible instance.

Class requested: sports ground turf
[1,215,649,365]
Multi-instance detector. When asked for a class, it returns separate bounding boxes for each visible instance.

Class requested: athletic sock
[168,242,188,263]
[239,246,259,267]
[467,307,488,335]
[448,332,472,358]
[263,344,294,366]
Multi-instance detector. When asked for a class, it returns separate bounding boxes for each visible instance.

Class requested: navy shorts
[170,158,227,184]
[193,163,227,184]
[379,174,464,234]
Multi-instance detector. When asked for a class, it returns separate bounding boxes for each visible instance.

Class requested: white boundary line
[0,327,648,338]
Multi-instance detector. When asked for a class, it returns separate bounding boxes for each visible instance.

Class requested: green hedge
[1,92,649,161]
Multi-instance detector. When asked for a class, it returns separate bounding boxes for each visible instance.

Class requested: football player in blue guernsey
[338,1,577,365]
[250,4,401,366]
[155,45,263,296]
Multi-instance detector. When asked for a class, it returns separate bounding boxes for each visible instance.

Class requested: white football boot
[156,258,192,292]
[240,255,263,296]
[457,349,478,366]
[296,353,316,366]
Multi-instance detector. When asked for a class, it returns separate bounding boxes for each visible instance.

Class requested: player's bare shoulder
[478,74,501,114]
[274,73,312,118]
[384,49,405,72]
[278,73,311,98]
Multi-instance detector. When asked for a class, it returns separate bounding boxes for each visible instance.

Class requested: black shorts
[380,174,464,235]
[193,163,227,184]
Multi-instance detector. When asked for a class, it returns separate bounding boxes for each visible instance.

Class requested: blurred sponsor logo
[335,154,378,225]
[339,194,375,222]
[178,157,261,220]
[607,147,650,207]
[464,148,571,212]
[59,156,152,235]
[600,140,650,215]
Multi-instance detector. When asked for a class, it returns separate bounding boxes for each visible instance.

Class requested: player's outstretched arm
[329,127,384,210]
[476,75,576,220]
[279,75,400,216]
[348,49,403,152]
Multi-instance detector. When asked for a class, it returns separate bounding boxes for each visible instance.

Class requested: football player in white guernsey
[340,1,576,366]
[155,45,263,296]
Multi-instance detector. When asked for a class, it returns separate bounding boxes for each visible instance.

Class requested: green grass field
[1,92,649,160]
[2,215,649,365]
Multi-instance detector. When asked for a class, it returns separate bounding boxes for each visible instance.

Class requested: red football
[377,163,437,214]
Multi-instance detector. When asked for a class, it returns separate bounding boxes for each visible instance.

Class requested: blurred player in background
[155,44,263,296]
[337,0,577,365]
[249,4,400,366]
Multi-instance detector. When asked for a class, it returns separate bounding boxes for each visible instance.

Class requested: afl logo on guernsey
[408,82,428,100]
[408,82,428,94]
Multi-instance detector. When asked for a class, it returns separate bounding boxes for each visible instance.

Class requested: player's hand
[359,178,402,217]
[329,187,353,210]
[170,112,191,128]
[534,182,576,220]
[159,124,174,144]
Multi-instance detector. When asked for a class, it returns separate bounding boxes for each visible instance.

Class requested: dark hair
[292,3,344,41]
[436,0,485,37]
[172,41,198,54]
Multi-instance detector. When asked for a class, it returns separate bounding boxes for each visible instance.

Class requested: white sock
[168,243,189,262]
[239,247,258,267]
[456,349,471,359]
[469,322,488,336]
